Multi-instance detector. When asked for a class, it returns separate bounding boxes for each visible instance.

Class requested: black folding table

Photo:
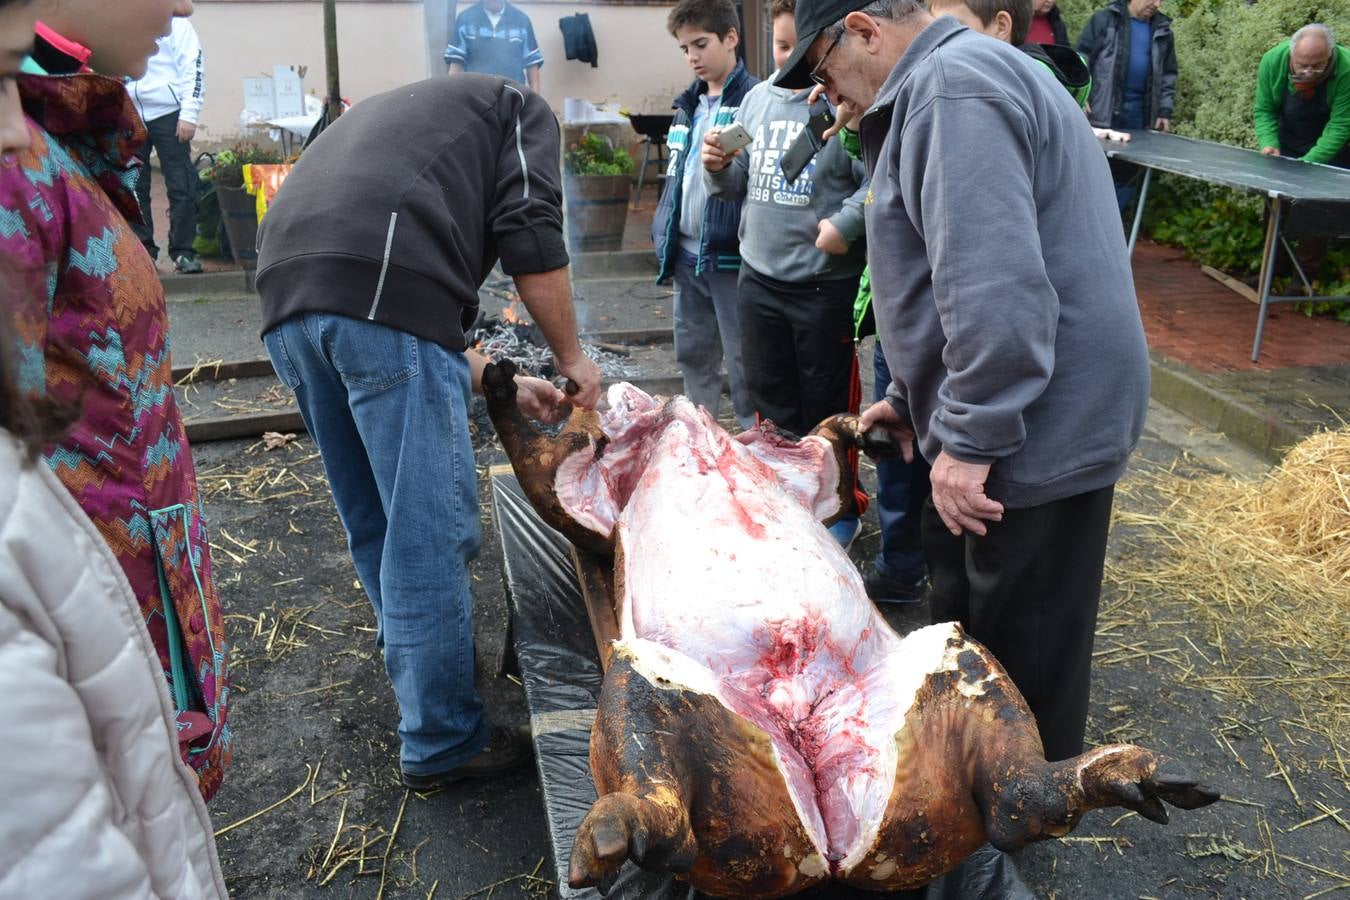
[1102,131,1350,361]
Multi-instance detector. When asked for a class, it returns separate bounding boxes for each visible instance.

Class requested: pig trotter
[1084,753,1220,825]
[983,745,1220,852]
[481,356,521,406]
[857,424,903,459]
[569,792,697,893]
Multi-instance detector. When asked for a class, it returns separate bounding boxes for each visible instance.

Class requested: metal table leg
[1251,196,1284,362]
[1126,166,1153,257]
[633,137,651,210]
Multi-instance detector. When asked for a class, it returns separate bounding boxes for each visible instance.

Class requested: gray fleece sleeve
[897,94,1058,464]
[828,156,868,245]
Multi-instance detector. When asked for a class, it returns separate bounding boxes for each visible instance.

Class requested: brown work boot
[400,724,533,789]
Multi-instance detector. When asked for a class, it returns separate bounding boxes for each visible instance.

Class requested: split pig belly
[615,427,950,868]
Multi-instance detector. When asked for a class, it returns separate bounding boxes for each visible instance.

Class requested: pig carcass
[483,360,1217,898]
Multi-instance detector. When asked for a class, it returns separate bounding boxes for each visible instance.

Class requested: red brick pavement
[1131,241,1350,373]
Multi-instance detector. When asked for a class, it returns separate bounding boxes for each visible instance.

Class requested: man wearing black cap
[776,0,1150,767]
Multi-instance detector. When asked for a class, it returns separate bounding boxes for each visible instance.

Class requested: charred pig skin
[483,366,1219,898]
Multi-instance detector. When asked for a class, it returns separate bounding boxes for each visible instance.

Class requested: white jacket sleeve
[174,19,205,125]
[0,556,158,898]
[0,442,228,900]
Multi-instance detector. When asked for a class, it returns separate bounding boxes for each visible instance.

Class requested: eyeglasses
[809,30,844,87]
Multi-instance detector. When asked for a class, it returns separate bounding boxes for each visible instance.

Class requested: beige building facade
[192,0,706,144]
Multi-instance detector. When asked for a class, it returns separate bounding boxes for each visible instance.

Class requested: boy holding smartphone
[701,0,868,547]
[654,0,759,429]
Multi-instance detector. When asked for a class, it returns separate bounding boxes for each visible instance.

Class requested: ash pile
[469,304,639,382]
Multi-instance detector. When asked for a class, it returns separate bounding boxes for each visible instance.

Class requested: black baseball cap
[774,0,875,89]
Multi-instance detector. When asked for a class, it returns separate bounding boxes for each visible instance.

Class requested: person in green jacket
[1255,24,1350,167]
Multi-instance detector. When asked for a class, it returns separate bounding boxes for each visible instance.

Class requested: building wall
[192,1,691,144]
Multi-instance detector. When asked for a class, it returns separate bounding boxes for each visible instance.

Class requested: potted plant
[564,132,634,252]
[203,143,284,275]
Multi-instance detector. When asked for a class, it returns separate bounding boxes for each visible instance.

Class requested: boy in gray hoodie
[702,0,869,546]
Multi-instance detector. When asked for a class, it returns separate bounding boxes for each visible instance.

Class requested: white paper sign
[243,77,277,118]
[272,66,305,118]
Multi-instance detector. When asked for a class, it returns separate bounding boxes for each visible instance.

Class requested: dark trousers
[737,264,857,436]
[924,484,1116,762]
[873,344,931,582]
[132,110,198,260]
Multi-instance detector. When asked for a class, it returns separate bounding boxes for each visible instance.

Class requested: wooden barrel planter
[566,175,631,252]
[215,184,260,273]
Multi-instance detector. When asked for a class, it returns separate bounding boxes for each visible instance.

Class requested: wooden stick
[376,790,411,900]
[215,765,313,837]
[1201,265,1260,305]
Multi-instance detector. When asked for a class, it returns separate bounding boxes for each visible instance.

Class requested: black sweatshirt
[256,74,568,351]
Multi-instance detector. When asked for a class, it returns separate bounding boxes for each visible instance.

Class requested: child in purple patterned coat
[0,0,231,801]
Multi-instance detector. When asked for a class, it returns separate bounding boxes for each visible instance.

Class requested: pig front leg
[809,414,904,525]
[482,358,614,555]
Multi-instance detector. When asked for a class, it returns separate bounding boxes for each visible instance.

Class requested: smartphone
[779,98,836,184]
[716,123,754,153]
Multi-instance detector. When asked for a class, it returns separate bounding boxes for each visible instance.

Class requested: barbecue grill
[627,113,674,209]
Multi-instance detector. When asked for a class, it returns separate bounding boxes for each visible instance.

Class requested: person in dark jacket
[1077,0,1175,132]
[654,0,760,429]
[1078,0,1176,209]
[256,74,602,788]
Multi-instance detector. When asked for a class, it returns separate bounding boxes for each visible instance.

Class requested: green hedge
[1051,0,1350,318]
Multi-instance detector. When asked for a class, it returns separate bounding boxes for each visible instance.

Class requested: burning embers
[470,298,638,381]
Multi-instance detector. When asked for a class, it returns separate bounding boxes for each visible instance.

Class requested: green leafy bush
[1146,186,1265,272]
[202,143,285,189]
[565,133,635,177]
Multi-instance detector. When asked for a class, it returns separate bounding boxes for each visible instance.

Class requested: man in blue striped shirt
[445,0,543,91]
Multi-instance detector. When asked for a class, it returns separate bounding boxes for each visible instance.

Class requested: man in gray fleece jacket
[778,0,1150,763]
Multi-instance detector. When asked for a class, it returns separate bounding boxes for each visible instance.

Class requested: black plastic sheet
[491,472,1032,899]
[493,473,681,899]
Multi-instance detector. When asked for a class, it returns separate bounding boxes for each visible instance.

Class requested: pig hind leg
[981,745,1221,852]
[572,647,828,898]
[943,637,1219,852]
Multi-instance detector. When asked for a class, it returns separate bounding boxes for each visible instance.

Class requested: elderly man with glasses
[1256,23,1350,167]
[776,0,1151,769]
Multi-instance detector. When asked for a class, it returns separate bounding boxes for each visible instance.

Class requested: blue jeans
[873,344,931,582]
[264,313,488,774]
[1111,99,1148,212]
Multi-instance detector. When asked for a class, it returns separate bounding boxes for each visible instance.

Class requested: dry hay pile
[1113,427,1350,753]
[1153,427,1350,596]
